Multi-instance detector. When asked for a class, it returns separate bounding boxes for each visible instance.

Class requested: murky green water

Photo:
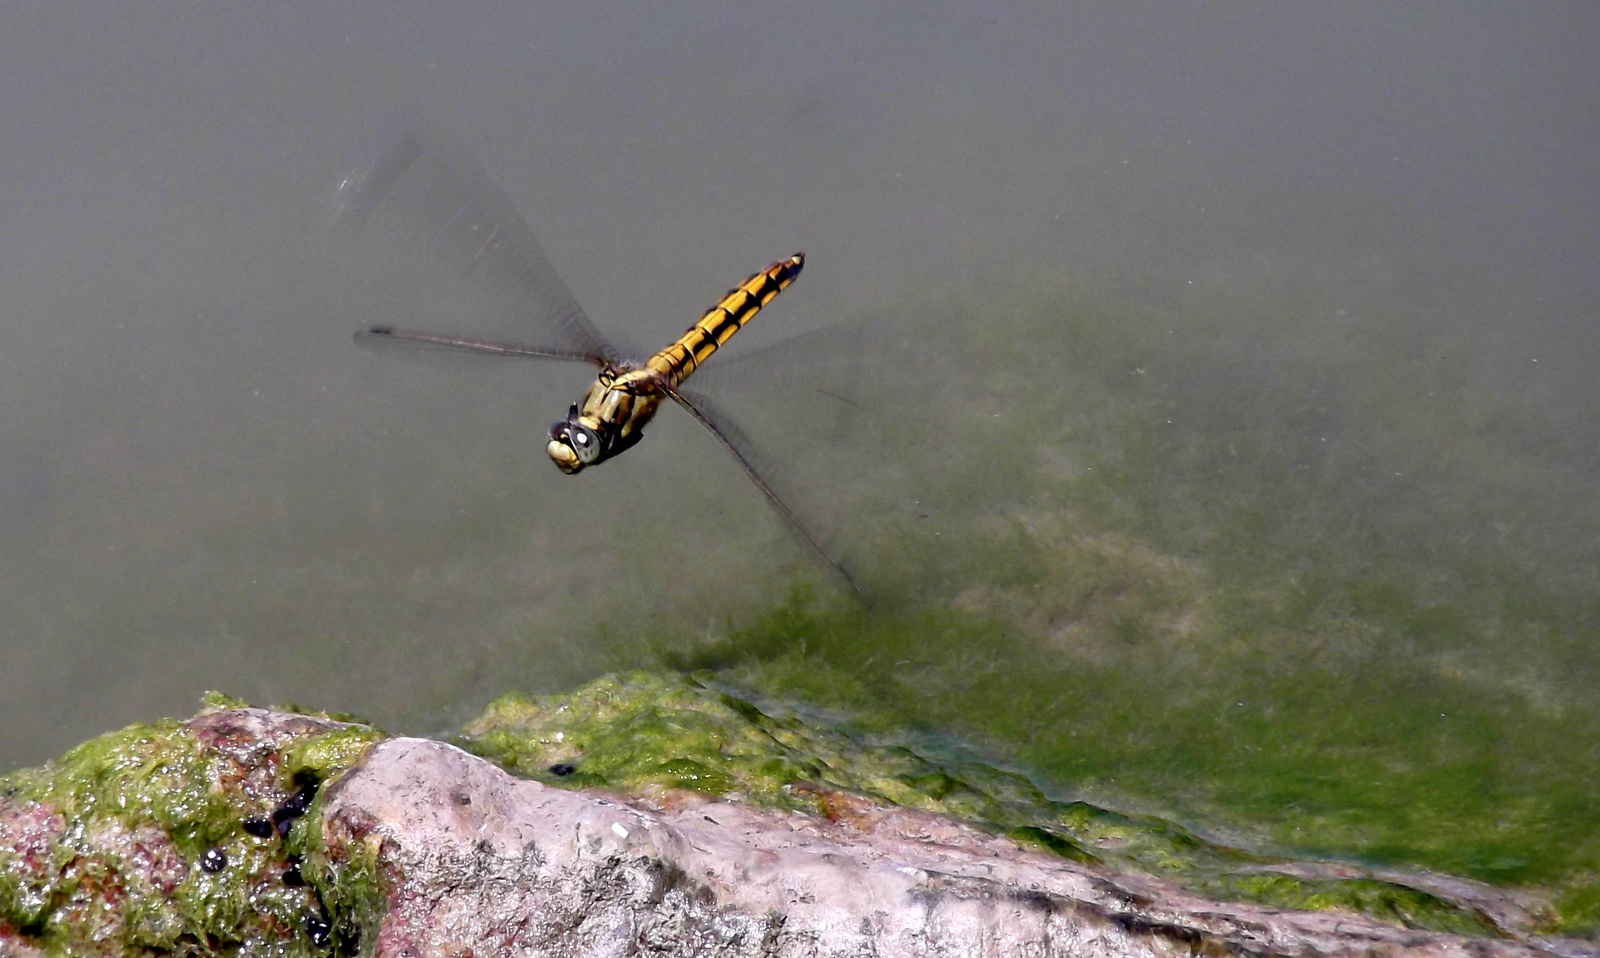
[3,4,1596,944]
[614,276,1600,931]
[8,261,1599,933]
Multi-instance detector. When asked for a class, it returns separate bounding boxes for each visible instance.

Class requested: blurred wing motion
[334,123,618,366]
[335,124,863,598]
[669,386,863,598]
[351,326,593,363]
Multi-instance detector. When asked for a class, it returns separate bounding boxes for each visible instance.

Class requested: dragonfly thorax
[545,364,666,474]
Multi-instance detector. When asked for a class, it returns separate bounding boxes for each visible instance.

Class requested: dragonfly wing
[352,326,601,366]
[335,122,622,366]
[667,386,865,599]
[681,316,884,412]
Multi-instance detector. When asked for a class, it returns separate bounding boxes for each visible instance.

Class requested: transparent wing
[683,313,937,598]
[352,326,599,365]
[334,122,622,366]
[684,317,880,407]
[667,386,865,600]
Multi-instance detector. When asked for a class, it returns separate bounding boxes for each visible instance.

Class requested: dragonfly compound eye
[568,424,602,464]
[546,420,602,474]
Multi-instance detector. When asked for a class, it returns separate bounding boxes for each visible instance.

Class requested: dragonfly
[334,126,860,596]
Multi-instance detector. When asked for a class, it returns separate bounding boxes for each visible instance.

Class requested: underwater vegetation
[5,260,1596,940]
[607,274,1600,936]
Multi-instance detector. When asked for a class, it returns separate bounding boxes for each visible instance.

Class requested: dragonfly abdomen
[646,253,804,387]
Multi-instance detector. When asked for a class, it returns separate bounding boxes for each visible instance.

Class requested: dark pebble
[242,817,274,838]
[548,762,576,777]
[305,913,332,947]
[200,847,227,873]
[283,863,305,887]
[272,806,299,836]
[281,780,317,816]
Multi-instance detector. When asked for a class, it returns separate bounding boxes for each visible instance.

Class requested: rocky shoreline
[2,676,1593,957]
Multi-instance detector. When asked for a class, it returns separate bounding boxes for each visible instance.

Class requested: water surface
[2,1,1596,923]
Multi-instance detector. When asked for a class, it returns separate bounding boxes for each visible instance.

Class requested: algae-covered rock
[1,673,1591,957]
[0,702,383,957]
[313,733,1557,958]
[454,671,1516,939]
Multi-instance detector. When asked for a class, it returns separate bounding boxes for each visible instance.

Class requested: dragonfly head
[547,405,603,474]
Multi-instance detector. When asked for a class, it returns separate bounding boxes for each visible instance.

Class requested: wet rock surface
[2,681,1596,957]
[0,704,381,957]
[323,734,1574,958]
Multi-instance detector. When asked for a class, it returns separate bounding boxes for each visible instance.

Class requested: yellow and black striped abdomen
[646,253,804,387]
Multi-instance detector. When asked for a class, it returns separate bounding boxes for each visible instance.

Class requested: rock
[3,679,1596,957]
[0,704,383,957]
[324,735,1565,958]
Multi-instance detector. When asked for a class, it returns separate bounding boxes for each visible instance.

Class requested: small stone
[272,806,300,836]
[200,847,227,873]
[305,913,331,948]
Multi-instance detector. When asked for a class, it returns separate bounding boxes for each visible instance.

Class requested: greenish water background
[646,277,1600,924]
[1,1,1597,929]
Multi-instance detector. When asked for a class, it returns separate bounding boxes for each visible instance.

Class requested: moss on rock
[0,673,1560,950]
[455,670,1503,937]
[0,701,383,957]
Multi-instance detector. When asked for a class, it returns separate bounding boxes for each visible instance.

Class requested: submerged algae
[601,278,1600,937]
[455,670,1500,937]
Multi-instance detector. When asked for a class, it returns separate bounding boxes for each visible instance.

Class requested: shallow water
[2,1,1597,928]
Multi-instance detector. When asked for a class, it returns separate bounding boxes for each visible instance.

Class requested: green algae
[1548,879,1600,939]
[7,260,1596,949]
[455,669,1499,936]
[579,274,1600,939]
[458,670,853,803]
[2,719,230,861]
[0,700,385,957]
[664,592,1600,936]
[283,727,383,787]
[289,805,387,958]
[0,672,1558,947]
[1211,873,1498,937]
